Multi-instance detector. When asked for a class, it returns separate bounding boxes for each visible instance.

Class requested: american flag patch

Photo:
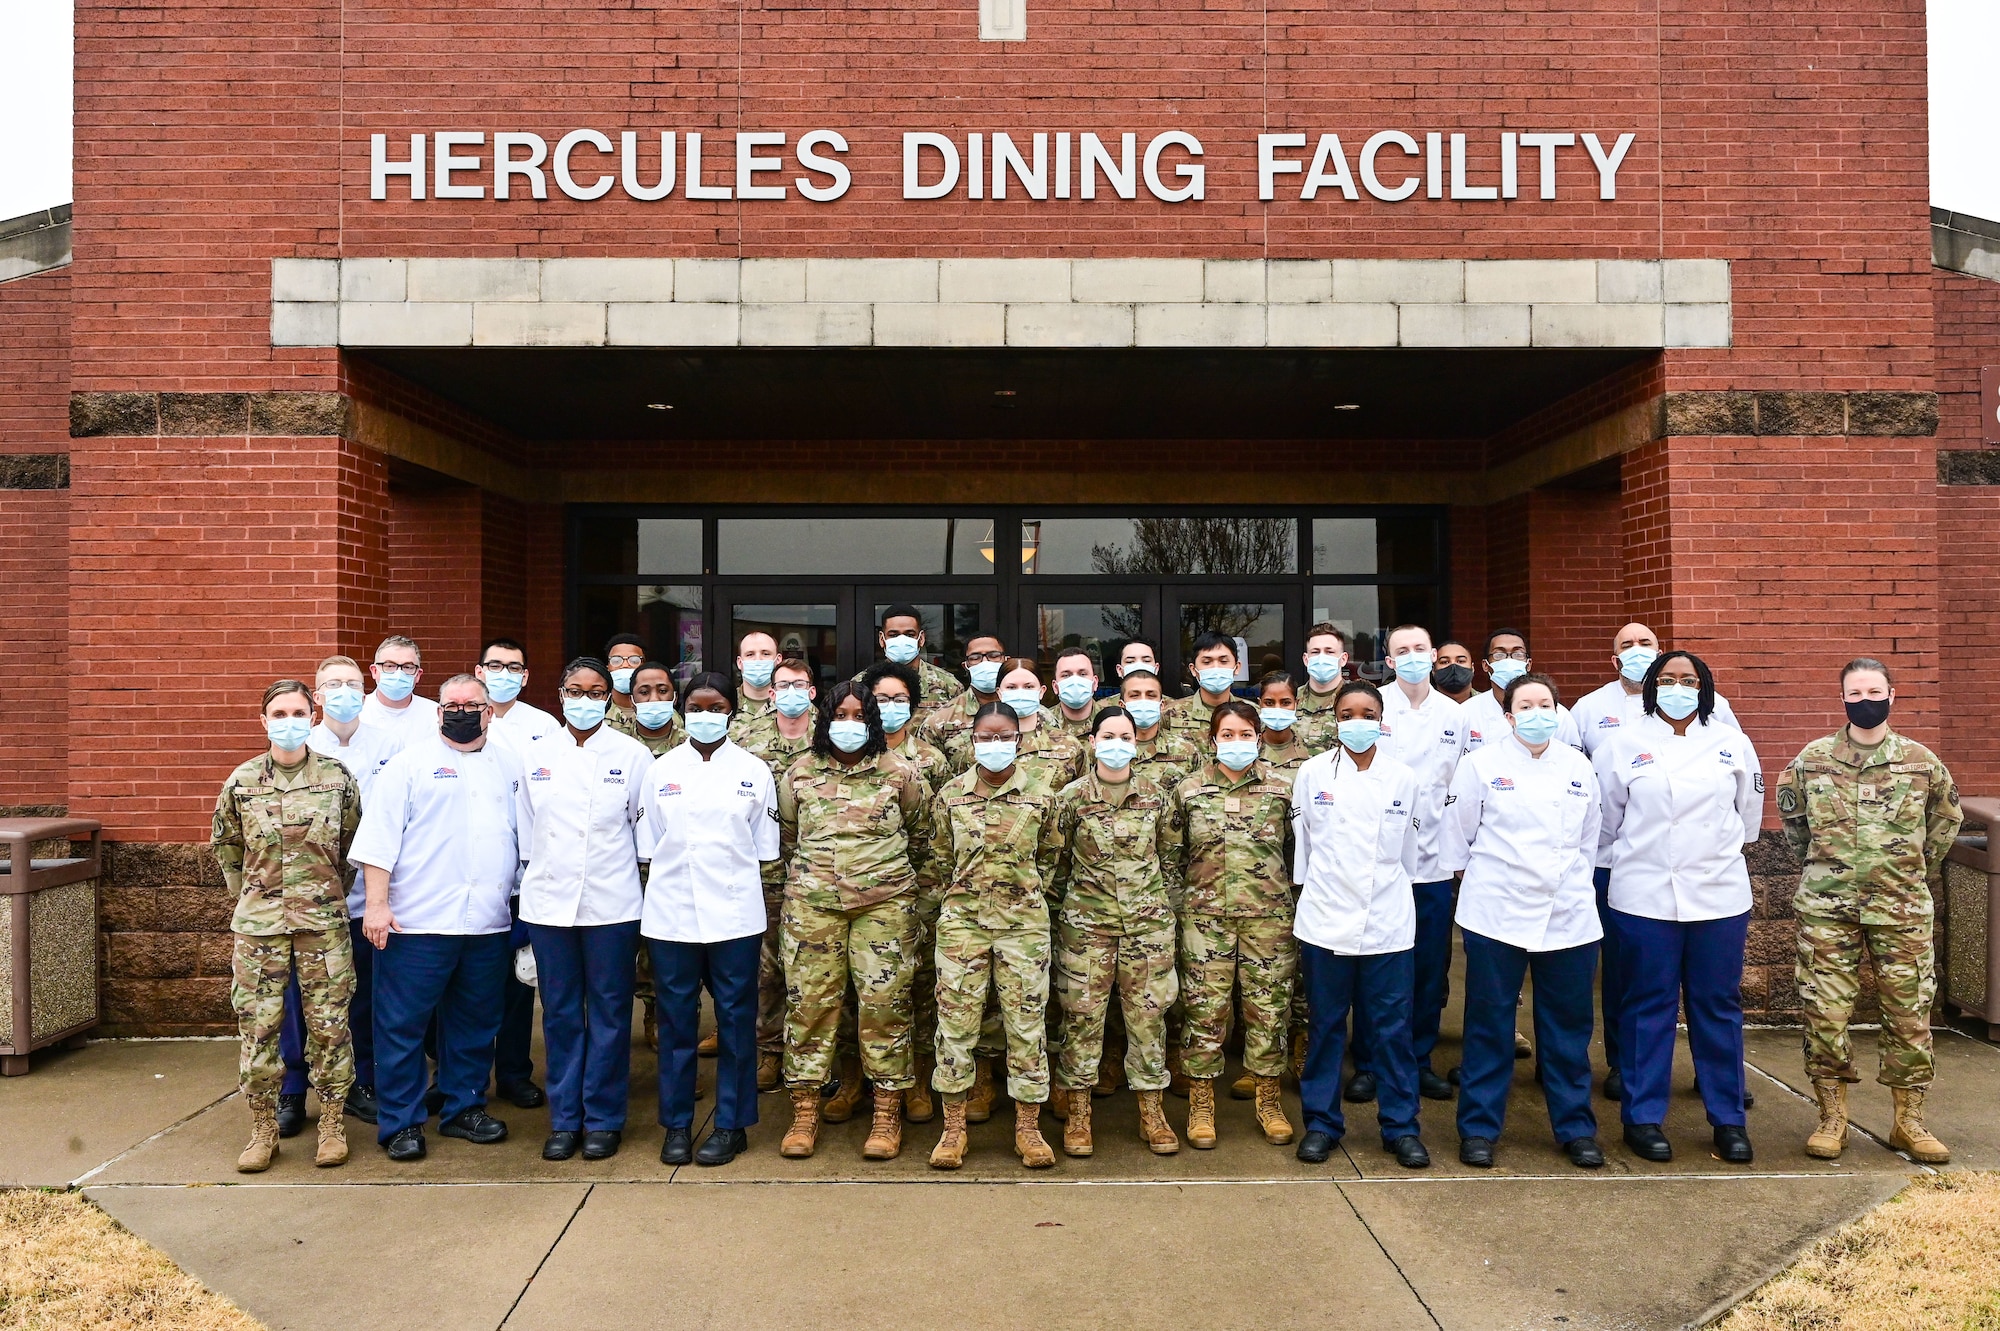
[433,767,457,778]
[1490,776,1514,790]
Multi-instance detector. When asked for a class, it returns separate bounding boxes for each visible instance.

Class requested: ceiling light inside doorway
[647,402,673,410]
[1333,403,1360,410]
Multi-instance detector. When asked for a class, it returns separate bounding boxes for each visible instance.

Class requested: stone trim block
[1265,303,1399,347]
[607,301,740,346]
[0,454,70,489]
[340,301,473,346]
[740,259,807,303]
[873,302,1006,347]
[675,258,741,303]
[271,301,339,347]
[540,257,676,303]
[271,257,338,303]
[740,302,873,346]
[408,258,541,303]
[939,258,1070,304]
[1464,259,1596,305]
[338,258,407,303]
[473,302,607,347]
[1135,302,1266,347]
[1072,259,1205,304]
[1939,450,2000,486]
[1530,302,1664,347]
[1004,303,1134,347]
[1399,303,1530,348]
[806,258,938,303]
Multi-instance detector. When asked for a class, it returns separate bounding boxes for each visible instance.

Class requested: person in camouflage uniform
[1163,630,1244,741]
[919,634,1009,773]
[1000,662,1090,787]
[1254,671,1318,778]
[1777,657,1962,1164]
[925,704,1066,1170]
[212,679,364,1173]
[1167,699,1299,1148]
[1292,623,1351,750]
[601,632,651,736]
[1119,667,1203,790]
[850,603,967,719]
[736,656,819,1092]
[1048,646,1102,739]
[1050,706,1182,1156]
[774,682,934,1161]
[732,630,781,728]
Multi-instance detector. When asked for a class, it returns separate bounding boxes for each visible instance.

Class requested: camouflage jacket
[1131,729,1202,790]
[607,706,678,756]
[918,690,994,770]
[776,749,933,910]
[930,762,1065,930]
[1258,731,1317,784]
[1167,759,1296,919]
[891,731,953,797]
[212,750,364,936]
[1015,719,1089,788]
[1050,708,1095,739]
[1163,692,1228,740]
[1777,727,1963,925]
[1292,693,1341,753]
[734,689,774,729]
[736,716,815,887]
[1052,771,1177,935]
[852,657,965,717]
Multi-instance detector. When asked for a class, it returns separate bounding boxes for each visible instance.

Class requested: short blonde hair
[315,654,361,683]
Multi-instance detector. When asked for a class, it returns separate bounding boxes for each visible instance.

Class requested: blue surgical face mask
[611,667,636,694]
[1337,718,1381,753]
[266,715,312,750]
[1056,676,1094,710]
[635,700,676,731]
[1488,658,1528,689]
[773,686,813,719]
[1393,651,1434,684]
[684,711,730,744]
[883,635,921,664]
[1215,739,1259,771]
[321,684,364,724]
[374,670,416,702]
[562,695,608,731]
[1197,667,1236,696]
[1001,688,1042,719]
[483,671,523,705]
[1119,661,1158,679]
[967,661,1002,694]
[1619,646,1659,684]
[741,659,776,689]
[1124,697,1162,729]
[828,719,870,753]
[1259,708,1296,732]
[1095,737,1137,771]
[1305,655,1343,686]
[877,699,912,732]
[1655,684,1700,721]
[974,739,1017,773]
[1512,708,1559,746]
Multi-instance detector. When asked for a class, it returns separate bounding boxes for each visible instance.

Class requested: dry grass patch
[1718,1171,2000,1330]
[0,1189,263,1331]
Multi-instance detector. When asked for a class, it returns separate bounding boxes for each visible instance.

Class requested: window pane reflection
[732,604,840,690]
[1311,584,1439,680]
[1026,517,1298,576]
[575,584,705,688]
[1311,518,1438,577]
[575,518,703,576]
[1033,603,1140,694]
[718,518,990,575]
[865,602,980,684]
[1179,601,1284,694]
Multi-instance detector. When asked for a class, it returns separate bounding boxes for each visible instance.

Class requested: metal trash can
[0,817,104,1075]
[1944,796,2000,1040]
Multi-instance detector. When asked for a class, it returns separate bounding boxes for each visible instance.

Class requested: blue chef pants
[495,896,538,1093]
[1457,928,1599,1145]
[1300,942,1420,1145]
[649,933,762,1133]
[280,918,375,1093]
[372,931,510,1141]
[528,920,641,1133]
[1609,907,1750,1129]
[1593,867,1625,1074]
[1347,879,1453,1078]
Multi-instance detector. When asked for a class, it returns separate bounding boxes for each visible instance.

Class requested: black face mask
[440,709,486,744]
[1844,697,1892,731]
[1431,664,1475,694]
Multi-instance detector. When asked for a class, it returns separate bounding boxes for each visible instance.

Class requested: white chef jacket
[639,739,779,944]
[361,690,440,744]
[489,699,561,754]
[348,734,521,935]
[1290,747,1421,955]
[1573,679,1743,867]
[1460,689,1581,755]
[308,720,402,918]
[1441,731,1602,952]
[1379,684,1469,883]
[515,725,652,928]
[1593,716,1762,922]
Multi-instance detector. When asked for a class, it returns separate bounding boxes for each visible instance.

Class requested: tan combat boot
[1137,1090,1180,1155]
[905,1057,936,1124]
[966,1057,998,1123]
[1253,1074,1295,1145]
[930,1093,969,1170]
[1186,1077,1218,1149]
[862,1087,904,1161]
[1063,1089,1094,1157]
[822,1053,866,1124]
[1230,1071,1255,1100]
[781,1087,821,1159]
[1015,1100,1056,1169]
[1047,1082,1069,1121]
[1805,1078,1848,1159]
[698,1029,719,1056]
[1096,1034,1125,1097]
[237,1095,280,1173]
[1167,1047,1191,1099]
[756,1049,782,1093]
[1287,1028,1308,1088]
[1889,1086,1950,1164]
[314,1096,349,1168]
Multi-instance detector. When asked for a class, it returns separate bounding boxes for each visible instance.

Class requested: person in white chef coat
[361,634,440,742]
[349,673,522,1163]
[640,670,780,1169]
[1571,621,1739,1102]
[514,658,652,1164]
[1441,672,1604,1170]
[1290,681,1431,1170]
[1594,651,1762,1165]
[1461,629,1581,754]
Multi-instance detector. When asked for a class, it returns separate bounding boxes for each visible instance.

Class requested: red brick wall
[1446,503,1486,652]
[1484,499,1531,645]
[523,503,566,710]
[1934,267,2000,795]
[385,481,483,688]
[1526,487,1623,708]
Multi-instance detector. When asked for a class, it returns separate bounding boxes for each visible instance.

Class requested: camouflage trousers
[912,894,940,1061]
[782,894,919,1091]
[231,926,356,1103]
[1796,913,1936,1088]
[1179,913,1296,1080]
[1054,921,1177,1092]
[758,879,786,1054]
[933,911,1050,1103]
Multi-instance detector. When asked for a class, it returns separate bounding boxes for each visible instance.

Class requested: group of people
[213,606,1964,1175]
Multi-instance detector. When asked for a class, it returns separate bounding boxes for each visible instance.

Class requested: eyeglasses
[374,662,420,676]
[774,683,811,695]
[560,686,610,702]
[871,693,909,707]
[1487,649,1529,663]
[440,703,489,716]
[479,661,527,676]
[964,650,1007,663]
[606,653,645,668]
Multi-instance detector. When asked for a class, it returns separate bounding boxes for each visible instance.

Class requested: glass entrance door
[1018,584,1159,696]
[713,589,848,691]
[1164,584,1300,697]
[854,586,996,687]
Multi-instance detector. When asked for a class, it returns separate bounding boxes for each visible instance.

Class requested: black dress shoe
[1446,1065,1462,1086]
[1623,1122,1672,1161]
[345,1084,379,1124]
[425,1082,444,1115]
[543,1131,581,1161]
[385,1127,426,1161]
[1713,1125,1754,1163]
[1343,1071,1378,1104]
[1695,1076,1756,1111]
[1295,1130,1339,1163]
[498,1081,547,1109]
[582,1130,622,1161]
[1602,1070,1625,1102]
[276,1093,307,1139]
[439,1108,509,1144]
[660,1127,694,1166]
[1563,1136,1606,1168]
[1387,1136,1431,1169]
[1418,1068,1455,1101]
[694,1127,747,1166]
[1458,1136,1495,1167]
